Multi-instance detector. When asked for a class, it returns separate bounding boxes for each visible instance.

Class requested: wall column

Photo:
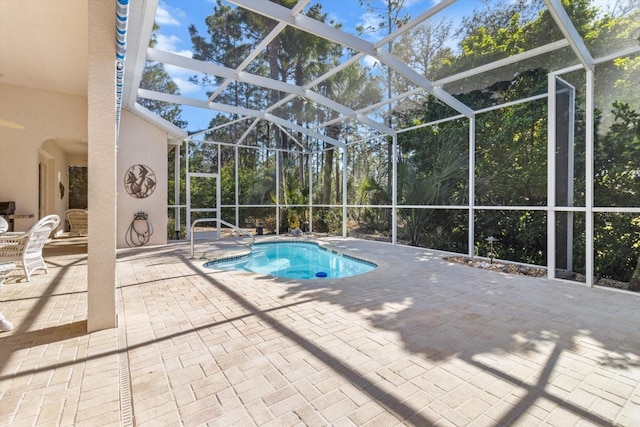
[87,0,117,331]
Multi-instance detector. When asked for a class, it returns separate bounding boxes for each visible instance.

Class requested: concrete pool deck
[0,235,639,426]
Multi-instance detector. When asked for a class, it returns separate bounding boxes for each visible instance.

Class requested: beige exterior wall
[0,83,87,231]
[117,110,168,248]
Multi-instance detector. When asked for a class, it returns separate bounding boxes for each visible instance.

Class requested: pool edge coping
[197,236,380,281]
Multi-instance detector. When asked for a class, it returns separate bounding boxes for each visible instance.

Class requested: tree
[358,0,411,227]
[170,0,640,284]
[393,15,454,84]
[317,64,382,205]
[189,1,384,230]
[593,102,640,283]
[389,0,617,266]
[397,134,468,247]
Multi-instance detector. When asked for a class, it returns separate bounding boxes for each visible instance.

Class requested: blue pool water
[204,241,377,279]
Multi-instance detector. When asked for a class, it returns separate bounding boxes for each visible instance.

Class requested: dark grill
[0,201,16,232]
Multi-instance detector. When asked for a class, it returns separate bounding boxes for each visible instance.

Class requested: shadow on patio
[1,237,639,425]
[281,245,640,425]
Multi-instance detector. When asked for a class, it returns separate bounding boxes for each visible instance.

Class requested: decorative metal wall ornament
[124,164,156,199]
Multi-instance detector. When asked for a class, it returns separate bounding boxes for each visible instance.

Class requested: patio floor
[1,235,639,426]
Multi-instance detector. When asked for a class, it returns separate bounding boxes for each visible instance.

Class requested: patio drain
[117,290,135,427]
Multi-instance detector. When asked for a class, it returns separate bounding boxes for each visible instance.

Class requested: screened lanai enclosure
[135,0,640,290]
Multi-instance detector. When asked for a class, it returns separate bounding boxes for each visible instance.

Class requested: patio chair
[0,262,16,332]
[0,262,14,285]
[0,214,60,281]
[0,216,8,233]
[65,209,88,236]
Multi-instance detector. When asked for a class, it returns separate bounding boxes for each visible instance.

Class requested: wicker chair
[64,209,88,236]
[0,215,60,281]
[0,262,15,331]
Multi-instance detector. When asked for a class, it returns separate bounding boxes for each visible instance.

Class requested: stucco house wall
[117,110,168,248]
[0,84,171,240]
[0,83,87,231]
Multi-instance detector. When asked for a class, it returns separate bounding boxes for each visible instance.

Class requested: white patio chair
[0,214,60,281]
[0,262,16,332]
[0,262,14,285]
[64,209,88,236]
[0,216,8,233]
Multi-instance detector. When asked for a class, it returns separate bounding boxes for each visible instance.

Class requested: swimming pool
[204,241,377,279]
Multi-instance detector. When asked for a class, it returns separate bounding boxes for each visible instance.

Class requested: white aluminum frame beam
[138,88,345,147]
[237,119,261,146]
[230,0,374,53]
[547,76,557,279]
[585,70,594,287]
[188,116,253,140]
[377,50,474,117]
[208,22,287,103]
[290,0,310,16]
[434,39,570,86]
[274,123,307,151]
[350,39,570,123]
[147,48,394,136]
[468,117,476,258]
[544,0,594,71]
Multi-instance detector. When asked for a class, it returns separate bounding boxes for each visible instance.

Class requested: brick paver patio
[1,235,639,426]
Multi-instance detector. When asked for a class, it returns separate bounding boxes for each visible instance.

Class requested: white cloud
[155,34,193,59]
[163,63,201,96]
[155,3,181,27]
[156,34,178,52]
[360,11,382,31]
[174,49,193,59]
[164,64,184,76]
[172,77,201,95]
[153,34,197,95]
[362,55,380,68]
[358,11,385,42]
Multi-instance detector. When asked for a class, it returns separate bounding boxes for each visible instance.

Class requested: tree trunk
[323,124,341,205]
[323,148,333,204]
[266,37,286,229]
